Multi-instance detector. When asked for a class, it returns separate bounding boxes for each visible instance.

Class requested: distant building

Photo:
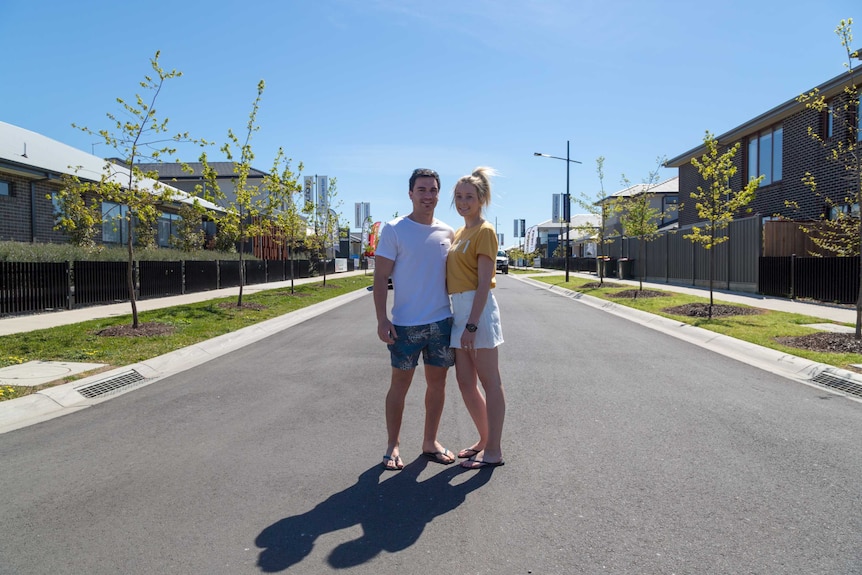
[525,214,600,257]
[599,176,679,239]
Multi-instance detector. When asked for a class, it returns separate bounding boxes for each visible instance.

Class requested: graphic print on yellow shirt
[447,221,498,294]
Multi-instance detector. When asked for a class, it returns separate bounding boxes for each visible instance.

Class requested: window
[747,125,783,186]
[829,203,860,220]
[662,195,678,226]
[157,212,181,247]
[857,99,861,142]
[102,202,129,244]
[50,193,62,224]
[0,180,10,196]
[821,102,834,139]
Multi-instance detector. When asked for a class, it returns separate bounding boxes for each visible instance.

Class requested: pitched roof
[0,121,223,212]
[602,176,679,202]
[666,67,862,167]
[136,161,269,180]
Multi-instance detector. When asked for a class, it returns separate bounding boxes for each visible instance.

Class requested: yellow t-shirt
[447,221,498,294]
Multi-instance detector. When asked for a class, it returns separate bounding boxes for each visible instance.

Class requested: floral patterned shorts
[388,318,455,370]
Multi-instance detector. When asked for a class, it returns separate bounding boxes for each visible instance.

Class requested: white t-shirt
[376,215,454,326]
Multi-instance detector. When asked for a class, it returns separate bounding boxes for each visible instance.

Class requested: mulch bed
[776,332,862,354]
[96,322,176,337]
[216,302,267,311]
[608,289,665,299]
[663,303,761,318]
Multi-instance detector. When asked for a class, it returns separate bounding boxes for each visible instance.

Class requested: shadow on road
[255,457,495,571]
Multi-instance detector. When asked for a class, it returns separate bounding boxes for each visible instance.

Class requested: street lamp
[534,140,582,281]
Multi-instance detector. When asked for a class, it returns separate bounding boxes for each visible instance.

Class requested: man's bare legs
[455,349,488,456]
[384,367,414,470]
[385,364,453,469]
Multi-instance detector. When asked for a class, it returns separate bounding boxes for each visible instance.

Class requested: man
[374,168,456,471]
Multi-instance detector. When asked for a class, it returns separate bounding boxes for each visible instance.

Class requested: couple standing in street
[373,167,506,471]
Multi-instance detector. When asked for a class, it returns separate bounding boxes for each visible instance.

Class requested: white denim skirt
[450,290,504,349]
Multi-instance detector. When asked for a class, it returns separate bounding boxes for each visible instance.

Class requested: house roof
[601,176,679,203]
[530,214,601,231]
[0,121,223,212]
[136,161,269,180]
[666,67,862,167]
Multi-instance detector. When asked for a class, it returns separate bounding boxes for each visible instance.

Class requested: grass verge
[0,275,373,400]
[530,273,862,370]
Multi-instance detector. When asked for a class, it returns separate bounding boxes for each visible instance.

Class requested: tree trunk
[708,228,715,320]
[127,220,139,329]
[856,215,861,339]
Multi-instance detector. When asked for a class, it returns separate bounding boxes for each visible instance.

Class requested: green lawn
[0,276,373,400]
[531,274,862,370]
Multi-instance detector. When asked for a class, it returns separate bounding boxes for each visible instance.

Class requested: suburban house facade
[0,121,223,247]
[666,66,861,231]
[524,214,600,258]
[600,176,679,239]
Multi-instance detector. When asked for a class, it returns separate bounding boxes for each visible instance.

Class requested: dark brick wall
[0,174,70,244]
[677,91,858,227]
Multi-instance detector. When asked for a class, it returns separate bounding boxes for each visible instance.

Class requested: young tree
[70,51,203,328]
[305,177,343,286]
[170,201,206,252]
[52,173,101,247]
[685,131,762,319]
[199,80,272,307]
[264,147,305,293]
[575,156,621,284]
[795,18,862,337]
[619,158,671,292]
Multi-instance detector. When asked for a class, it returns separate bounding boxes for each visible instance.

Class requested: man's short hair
[409,168,440,191]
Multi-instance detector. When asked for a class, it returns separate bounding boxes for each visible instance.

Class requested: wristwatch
[465,323,478,333]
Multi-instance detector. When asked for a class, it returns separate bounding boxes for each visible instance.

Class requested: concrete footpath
[1,269,860,434]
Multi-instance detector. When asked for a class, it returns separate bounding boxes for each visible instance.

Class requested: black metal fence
[139,261,183,299]
[0,258,320,317]
[184,260,219,293]
[0,262,70,314]
[75,261,127,305]
[759,256,860,304]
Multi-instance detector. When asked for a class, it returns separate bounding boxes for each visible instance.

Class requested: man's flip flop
[460,458,505,469]
[422,449,455,465]
[382,454,404,470]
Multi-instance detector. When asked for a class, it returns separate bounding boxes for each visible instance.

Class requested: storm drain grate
[811,372,862,399]
[75,369,148,399]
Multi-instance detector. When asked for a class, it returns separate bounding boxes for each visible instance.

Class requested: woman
[447,167,506,469]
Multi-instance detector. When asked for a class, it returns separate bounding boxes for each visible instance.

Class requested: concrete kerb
[0,287,372,434]
[518,275,862,404]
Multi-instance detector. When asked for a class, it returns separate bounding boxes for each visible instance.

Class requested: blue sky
[2,1,859,246]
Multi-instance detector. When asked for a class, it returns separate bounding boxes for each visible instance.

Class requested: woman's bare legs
[455,348,488,455]
[464,347,505,466]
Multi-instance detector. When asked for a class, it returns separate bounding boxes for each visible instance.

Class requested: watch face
[466,324,477,332]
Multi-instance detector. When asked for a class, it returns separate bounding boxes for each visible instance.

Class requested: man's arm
[373,256,396,344]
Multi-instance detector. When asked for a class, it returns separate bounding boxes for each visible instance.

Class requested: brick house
[0,121,223,247]
[666,66,861,228]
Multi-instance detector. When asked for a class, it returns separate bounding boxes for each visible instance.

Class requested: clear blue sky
[2,0,859,246]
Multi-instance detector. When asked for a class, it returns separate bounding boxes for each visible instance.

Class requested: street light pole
[534,141,582,282]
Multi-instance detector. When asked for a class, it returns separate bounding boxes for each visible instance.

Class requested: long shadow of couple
[255,456,495,571]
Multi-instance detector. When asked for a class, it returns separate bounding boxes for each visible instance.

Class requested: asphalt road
[1,276,861,574]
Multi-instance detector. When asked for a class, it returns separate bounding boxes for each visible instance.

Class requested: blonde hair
[453,166,497,210]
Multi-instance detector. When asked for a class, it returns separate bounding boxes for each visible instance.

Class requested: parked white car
[496,250,509,274]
